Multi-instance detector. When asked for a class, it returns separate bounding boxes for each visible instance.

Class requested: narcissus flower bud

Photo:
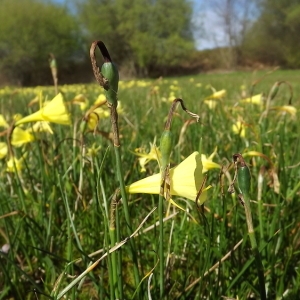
[235,155,251,196]
[159,130,173,170]
[101,62,119,107]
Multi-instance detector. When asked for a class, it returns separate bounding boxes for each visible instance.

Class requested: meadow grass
[0,69,300,299]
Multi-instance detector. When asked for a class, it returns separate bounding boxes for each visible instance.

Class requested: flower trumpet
[15,93,71,126]
[127,151,207,204]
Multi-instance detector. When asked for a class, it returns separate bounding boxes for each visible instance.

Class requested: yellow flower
[269,105,297,117]
[117,102,124,115]
[0,115,9,128]
[71,94,89,111]
[11,127,35,147]
[127,152,207,204]
[134,140,161,172]
[7,154,27,173]
[13,114,23,122]
[201,147,221,173]
[169,84,179,91]
[94,93,106,105]
[15,93,71,126]
[232,121,245,137]
[240,94,263,105]
[204,99,217,110]
[0,142,8,159]
[30,121,53,134]
[87,107,110,130]
[168,91,176,102]
[137,80,150,87]
[206,89,226,100]
[86,143,101,158]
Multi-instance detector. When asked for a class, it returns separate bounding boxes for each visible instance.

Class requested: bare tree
[205,0,257,69]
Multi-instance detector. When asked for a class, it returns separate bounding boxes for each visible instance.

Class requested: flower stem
[158,192,165,298]
[234,154,266,300]
[110,104,141,294]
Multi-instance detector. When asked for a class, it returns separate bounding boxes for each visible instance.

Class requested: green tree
[77,0,195,76]
[242,0,300,68]
[0,0,83,85]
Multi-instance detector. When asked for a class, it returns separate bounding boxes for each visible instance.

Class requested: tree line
[0,0,299,86]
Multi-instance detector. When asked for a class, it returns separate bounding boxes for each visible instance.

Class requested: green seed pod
[160,130,173,170]
[237,163,251,196]
[101,62,119,107]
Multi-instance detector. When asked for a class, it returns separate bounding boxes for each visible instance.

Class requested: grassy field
[0,69,299,299]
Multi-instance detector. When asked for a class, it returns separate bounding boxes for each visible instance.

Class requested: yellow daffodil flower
[11,127,35,147]
[168,91,176,102]
[169,84,179,91]
[206,89,226,100]
[201,147,221,173]
[0,115,9,128]
[134,141,161,172]
[71,94,89,111]
[87,107,110,130]
[7,154,27,173]
[86,143,101,158]
[0,142,8,159]
[240,94,263,105]
[204,99,218,110]
[15,93,71,126]
[127,151,207,204]
[232,121,246,137]
[269,105,297,117]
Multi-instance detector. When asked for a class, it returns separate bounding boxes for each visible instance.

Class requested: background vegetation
[1,0,300,85]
